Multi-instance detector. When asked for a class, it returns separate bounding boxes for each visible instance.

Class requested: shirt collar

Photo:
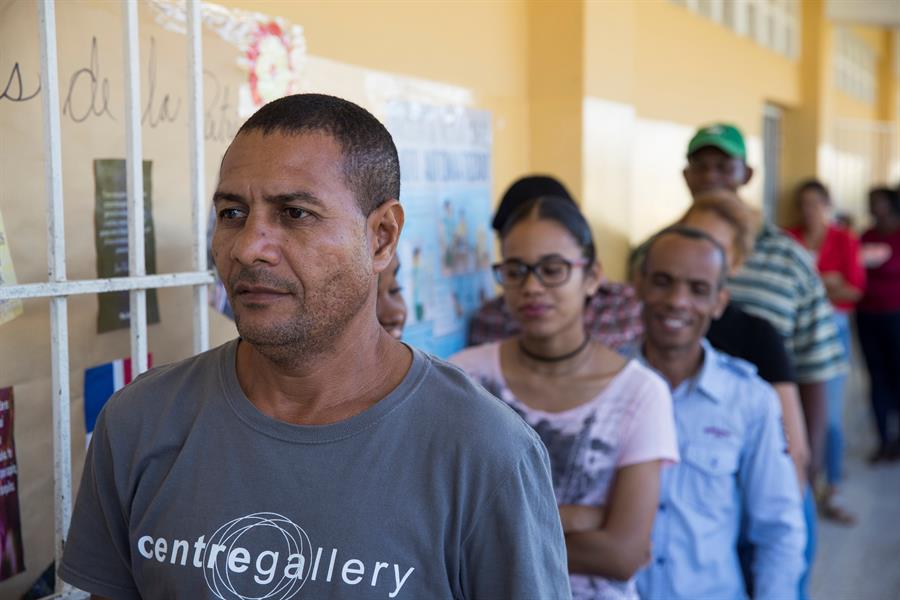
[689,339,728,404]
[634,338,725,404]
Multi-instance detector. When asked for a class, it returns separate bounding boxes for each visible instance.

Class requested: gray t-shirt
[60,340,570,600]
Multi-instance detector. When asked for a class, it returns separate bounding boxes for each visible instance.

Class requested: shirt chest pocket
[677,443,741,512]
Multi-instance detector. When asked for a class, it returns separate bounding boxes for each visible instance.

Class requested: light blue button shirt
[634,339,806,600]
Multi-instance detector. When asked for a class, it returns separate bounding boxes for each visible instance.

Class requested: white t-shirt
[451,342,679,600]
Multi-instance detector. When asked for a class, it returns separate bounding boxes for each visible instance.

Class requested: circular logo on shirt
[203,512,312,600]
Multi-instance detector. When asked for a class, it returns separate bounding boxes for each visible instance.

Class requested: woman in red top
[787,179,865,525]
[857,186,900,464]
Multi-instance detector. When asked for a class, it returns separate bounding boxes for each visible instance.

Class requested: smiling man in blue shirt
[633,226,805,600]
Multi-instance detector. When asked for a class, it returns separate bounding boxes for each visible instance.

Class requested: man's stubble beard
[232,249,374,369]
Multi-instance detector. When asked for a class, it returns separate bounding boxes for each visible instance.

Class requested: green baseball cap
[687,123,746,160]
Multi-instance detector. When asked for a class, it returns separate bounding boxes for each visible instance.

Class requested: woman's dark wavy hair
[500,195,596,265]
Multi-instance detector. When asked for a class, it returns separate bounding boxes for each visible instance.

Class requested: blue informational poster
[386,102,495,358]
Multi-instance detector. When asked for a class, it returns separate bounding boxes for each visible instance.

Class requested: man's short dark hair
[642,225,728,289]
[870,185,900,216]
[237,93,400,215]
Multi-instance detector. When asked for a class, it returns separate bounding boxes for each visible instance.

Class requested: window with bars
[0,1,213,597]
[833,26,878,105]
[671,0,801,60]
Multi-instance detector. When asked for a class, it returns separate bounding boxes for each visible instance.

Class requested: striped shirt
[728,223,846,383]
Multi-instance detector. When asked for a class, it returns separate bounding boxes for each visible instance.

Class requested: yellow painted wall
[527,0,584,199]
[781,0,832,226]
[631,0,800,137]
[834,90,879,120]
[214,0,893,281]
[580,0,804,277]
[215,0,533,215]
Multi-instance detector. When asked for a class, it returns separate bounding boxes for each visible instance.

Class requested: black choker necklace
[518,336,590,363]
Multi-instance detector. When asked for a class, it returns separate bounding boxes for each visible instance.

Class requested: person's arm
[564,461,661,580]
[792,259,843,483]
[559,504,604,534]
[742,387,807,600]
[773,382,810,488]
[750,315,810,487]
[461,439,571,599]
[822,231,867,304]
[799,380,827,481]
[821,272,863,303]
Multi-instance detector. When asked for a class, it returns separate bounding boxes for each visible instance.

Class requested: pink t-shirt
[450,342,679,600]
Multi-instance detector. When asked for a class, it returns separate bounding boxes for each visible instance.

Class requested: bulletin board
[0,0,493,595]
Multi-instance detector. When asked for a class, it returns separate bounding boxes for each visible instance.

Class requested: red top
[786,224,866,313]
[858,227,900,313]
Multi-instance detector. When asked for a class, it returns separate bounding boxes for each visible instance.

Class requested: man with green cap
[683,123,753,194]
[682,123,845,600]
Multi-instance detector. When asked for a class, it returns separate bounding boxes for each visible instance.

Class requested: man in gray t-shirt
[60,94,570,600]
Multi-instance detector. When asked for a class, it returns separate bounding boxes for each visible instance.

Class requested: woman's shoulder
[597,350,669,405]
[447,341,501,374]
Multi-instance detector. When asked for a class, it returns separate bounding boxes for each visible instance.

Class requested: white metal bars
[123,0,148,376]
[188,0,209,356]
[37,0,73,594]
[0,1,214,596]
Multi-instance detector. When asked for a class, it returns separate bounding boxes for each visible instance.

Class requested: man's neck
[804,220,827,248]
[643,340,704,390]
[235,322,412,426]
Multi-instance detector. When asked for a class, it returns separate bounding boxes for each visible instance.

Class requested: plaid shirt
[466,281,643,349]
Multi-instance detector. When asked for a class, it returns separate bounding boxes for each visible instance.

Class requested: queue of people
[57,93,898,600]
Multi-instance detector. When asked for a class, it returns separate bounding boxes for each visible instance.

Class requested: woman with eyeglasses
[450,195,678,600]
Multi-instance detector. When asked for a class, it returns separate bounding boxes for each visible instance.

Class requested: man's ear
[742,164,754,186]
[712,286,730,320]
[368,199,404,274]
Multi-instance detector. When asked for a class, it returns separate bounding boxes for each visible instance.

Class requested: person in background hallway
[452,196,678,600]
[377,254,406,339]
[467,175,642,350]
[786,179,865,525]
[681,123,843,599]
[857,186,900,463]
[679,191,810,489]
[835,211,854,231]
[58,94,571,600]
[632,226,805,600]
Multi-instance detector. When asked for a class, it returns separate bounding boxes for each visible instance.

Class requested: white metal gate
[0,1,214,596]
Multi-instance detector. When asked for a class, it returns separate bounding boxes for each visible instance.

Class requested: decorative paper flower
[243,22,303,106]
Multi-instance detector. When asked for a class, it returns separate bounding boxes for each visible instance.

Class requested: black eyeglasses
[492,257,590,288]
